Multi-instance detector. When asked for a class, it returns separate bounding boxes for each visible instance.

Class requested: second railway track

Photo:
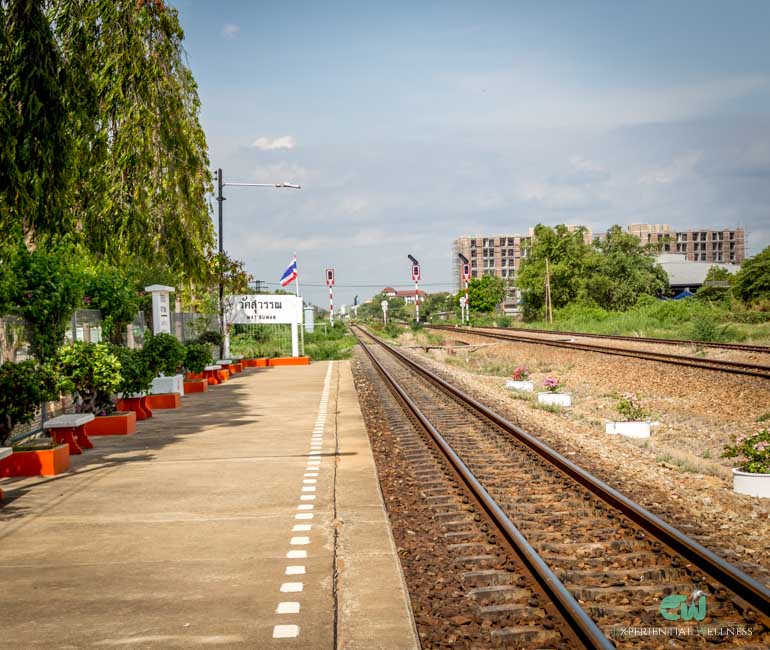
[427,324,770,380]
[353,325,770,647]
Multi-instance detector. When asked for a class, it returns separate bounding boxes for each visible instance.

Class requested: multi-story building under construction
[452,223,745,289]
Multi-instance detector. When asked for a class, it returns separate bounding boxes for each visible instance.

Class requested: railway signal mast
[458,253,470,324]
[408,254,420,323]
[326,268,335,325]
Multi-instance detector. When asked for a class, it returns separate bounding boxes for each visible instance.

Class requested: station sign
[227,294,302,324]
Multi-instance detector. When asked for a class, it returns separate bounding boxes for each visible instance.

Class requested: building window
[470,240,477,248]
[730,232,735,240]
[471,260,477,268]
[471,249,476,257]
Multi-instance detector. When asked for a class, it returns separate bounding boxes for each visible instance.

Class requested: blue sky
[175,0,770,308]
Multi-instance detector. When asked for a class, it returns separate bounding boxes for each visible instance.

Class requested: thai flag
[280,256,298,287]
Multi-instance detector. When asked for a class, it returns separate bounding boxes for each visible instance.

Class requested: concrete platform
[0,361,418,649]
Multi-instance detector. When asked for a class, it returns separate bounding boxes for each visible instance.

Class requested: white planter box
[537,392,571,407]
[151,374,185,397]
[733,468,770,499]
[605,421,651,439]
[505,380,534,392]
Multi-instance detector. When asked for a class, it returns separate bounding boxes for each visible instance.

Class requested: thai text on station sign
[227,294,302,324]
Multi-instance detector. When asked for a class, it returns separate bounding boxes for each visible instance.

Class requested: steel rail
[427,324,770,379]
[354,326,613,649]
[356,325,770,624]
[473,324,770,354]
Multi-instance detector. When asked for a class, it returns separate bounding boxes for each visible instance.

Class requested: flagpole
[294,253,305,356]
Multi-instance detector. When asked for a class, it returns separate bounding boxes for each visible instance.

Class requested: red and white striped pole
[326,268,335,326]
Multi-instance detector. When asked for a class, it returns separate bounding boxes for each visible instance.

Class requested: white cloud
[221,24,240,40]
[251,136,297,151]
[638,152,702,185]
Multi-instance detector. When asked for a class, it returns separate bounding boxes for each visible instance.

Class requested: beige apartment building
[453,223,745,289]
[452,226,592,285]
[625,223,744,264]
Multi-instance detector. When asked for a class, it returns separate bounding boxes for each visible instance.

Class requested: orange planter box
[116,396,153,420]
[241,358,259,368]
[184,379,208,393]
[85,412,136,436]
[217,369,230,382]
[268,356,311,367]
[145,393,181,409]
[0,444,70,477]
[185,372,205,381]
[229,363,243,373]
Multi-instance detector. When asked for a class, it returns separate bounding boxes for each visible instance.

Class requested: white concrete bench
[216,359,233,365]
[0,447,12,462]
[151,374,185,397]
[204,364,223,371]
[43,414,95,454]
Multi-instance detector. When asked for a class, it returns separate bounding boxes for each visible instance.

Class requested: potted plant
[143,333,186,408]
[113,346,155,423]
[606,393,652,439]
[0,360,70,478]
[537,376,571,407]
[506,366,533,392]
[54,342,133,436]
[182,342,211,393]
[723,430,770,498]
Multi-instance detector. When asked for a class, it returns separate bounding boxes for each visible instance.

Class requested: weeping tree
[0,0,74,248]
[51,0,215,281]
[1,0,215,281]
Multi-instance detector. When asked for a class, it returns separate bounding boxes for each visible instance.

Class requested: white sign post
[227,295,303,357]
[459,296,467,323]
[144,285,175,335]
[381,299,388,325]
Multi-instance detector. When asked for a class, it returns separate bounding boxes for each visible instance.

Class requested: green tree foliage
[517,224,669,320]
[733,246,770,304]
[55,342,122,414]
[0,0,73,248]
[183,342,211,374]
[1,0,215,280]
[421,292,453,319]
[456,275,506,313]
[583,226,669,310]
[10,246,83,361]
[142,332,185,376]
[110,345,154,397]
[696,265,734,303]
[84,266,141,344]
[517,225,593,319]
[0,360,45,445]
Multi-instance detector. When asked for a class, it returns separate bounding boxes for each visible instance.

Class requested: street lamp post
[214,168,301,357]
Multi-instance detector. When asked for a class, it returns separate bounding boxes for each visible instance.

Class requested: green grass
[230,322,357,360]
[514,297,770,344]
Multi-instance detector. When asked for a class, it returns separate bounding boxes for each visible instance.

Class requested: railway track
[473,325,770,355]
[353,325,770,648]
[427,324,770,380]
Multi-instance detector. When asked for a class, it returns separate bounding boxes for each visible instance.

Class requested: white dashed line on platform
[273,624,299,638]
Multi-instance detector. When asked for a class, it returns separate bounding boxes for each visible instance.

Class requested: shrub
[184,342,212,374]
[196,330,223,347]
[110,346,154,397]
[55,342,122,414]
[143,333,185,376]
[10,247,83,362]
[722,429,770,474]
[615,393,650,421]
[690,317,730,342]
[84,268,141,344]
[0,361,45,446]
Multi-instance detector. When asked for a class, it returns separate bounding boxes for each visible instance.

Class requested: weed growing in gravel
[655,453,704,474]
[757,412,770,423]
[508,391,532,402]
[701,449,713,459]
[532,401,563,414]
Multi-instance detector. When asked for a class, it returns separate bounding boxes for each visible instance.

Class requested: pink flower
[736,434,748,445]
[756,441,769,452]
[512,366,529,381]
[543,377,560,392]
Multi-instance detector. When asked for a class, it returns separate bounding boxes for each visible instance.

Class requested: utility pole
[545,257,553,324]
[215,168,225,357]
